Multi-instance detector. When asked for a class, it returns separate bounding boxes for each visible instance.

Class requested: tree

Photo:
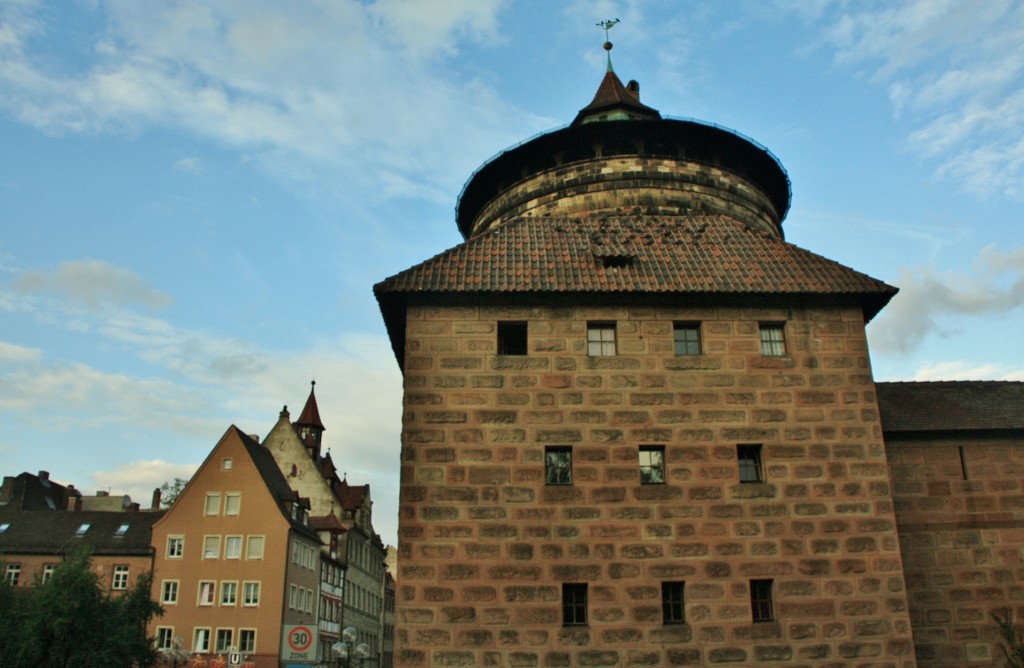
[995,611,1024,668]
[159,477,188,508]
[0,549,163,668]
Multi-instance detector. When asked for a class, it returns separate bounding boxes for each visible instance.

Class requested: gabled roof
[877,381,1024,434]
[334,478,369,512]
[0,509,164,556]
[0,471,79,511]
[572,69,661,125]
[375,213,896,365]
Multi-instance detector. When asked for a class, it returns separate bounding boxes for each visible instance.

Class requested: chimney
[151,488,162,510]
[626,79,640,100]
[38,470,49,481]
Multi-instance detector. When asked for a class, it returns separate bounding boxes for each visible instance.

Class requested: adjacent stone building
[376,64,918,666]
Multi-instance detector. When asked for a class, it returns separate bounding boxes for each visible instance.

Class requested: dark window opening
[546,447,572,485]
[738,444,763,483]
[662,581,685,624]
[600,254,635,268]
[497,321,528,356]
[750,579,774,622]
[674,322,701,356]
[639,446,665,484]
[959,445,969,480]
[562,583,588,626]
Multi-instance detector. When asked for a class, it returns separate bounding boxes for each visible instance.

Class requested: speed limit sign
[283,625,317,661]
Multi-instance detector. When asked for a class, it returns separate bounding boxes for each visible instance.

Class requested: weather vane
[597,18,620,70]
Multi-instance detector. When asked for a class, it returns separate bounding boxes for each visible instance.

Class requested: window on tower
[737,445,763,483]
[587,322,616,356]
[759,322,786,356]
[497,321,528,355]
[673,322,701,355]
[545,446,573,485]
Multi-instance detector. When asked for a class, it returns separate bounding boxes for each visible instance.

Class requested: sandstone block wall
[888,436,1024,667]
[396,303,916,667]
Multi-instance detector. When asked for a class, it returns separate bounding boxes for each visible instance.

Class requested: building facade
[376,66,919,665]
[149,425,322,668]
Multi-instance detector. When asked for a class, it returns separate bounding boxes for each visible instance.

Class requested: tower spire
[597,18,620,72]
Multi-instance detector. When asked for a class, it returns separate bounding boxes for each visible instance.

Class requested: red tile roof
[377,213,894,300]
[877,381,1024,433]
[572,70,661,125]
[295,381,324,430]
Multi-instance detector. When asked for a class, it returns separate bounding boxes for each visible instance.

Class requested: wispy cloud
[869,244,1024,354]
[15,259,171,309]
[0,1,531,202]
[810,0,1024,198]
[89,459,199,507]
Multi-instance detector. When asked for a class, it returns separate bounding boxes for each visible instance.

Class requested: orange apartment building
[150,425,321,667]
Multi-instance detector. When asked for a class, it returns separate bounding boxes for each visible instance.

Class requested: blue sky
[2,0,1023,545]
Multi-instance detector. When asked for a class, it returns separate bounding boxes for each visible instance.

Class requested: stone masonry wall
[395,303,916,667]
[888,436,1024,667]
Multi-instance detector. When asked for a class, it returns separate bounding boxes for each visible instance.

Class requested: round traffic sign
[287,625,314,652]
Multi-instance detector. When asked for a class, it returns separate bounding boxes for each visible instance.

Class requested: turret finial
[597,19,620,72]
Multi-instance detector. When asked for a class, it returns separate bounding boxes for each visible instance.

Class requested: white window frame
[111,564,129,590]
[238,628,256,653]
[224,492,241,516]
[246,535,265,560]
[243,581,261,607]
[198,580,215,606]
[203,535,221,559]
[166,535,184,559]
[220,580,238,606]
[193,627,211,653]
[161,580,179,605]
[4,564,20,586]
[587,322,617,356]
[215,628,233,653]
[156,627,174,651]
[224,535,242,559]
[204,493,221,516]
[41,563,55,584]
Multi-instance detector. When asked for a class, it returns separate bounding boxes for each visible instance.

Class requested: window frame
[562,582,588,627]
[224,492,241,516]
[759,322,787,356]
[156,627,174,651]
[41,563,56,584]
[545,446,573,486]
[587,322,617,356]
[215,628,233,653]
[204,493,221,516]
[225,535,243,560]
[738,444,764,483]
[198,580,215,606]
[193,627,211,653]
[673,322,702,356]
[246,535,265,560]
[4,563,20,586]
[662,581,686,625]
[166,535,184,559]
[161,579,179,605]
[639,445,666,484]
[220,580,238,606]
[238,629,257,653]
[750,579,774,623]
[497,320,528,355]
[111,564,129,590]
[203,535,221,559]
[243,581,261,607]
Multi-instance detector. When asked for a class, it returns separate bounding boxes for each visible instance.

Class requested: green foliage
[159,478,188,508]
[995,611,1024,668]
[0,549,163,668]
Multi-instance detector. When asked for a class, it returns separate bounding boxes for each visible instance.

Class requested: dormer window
[75,523,90,536]
[115,523,130,537]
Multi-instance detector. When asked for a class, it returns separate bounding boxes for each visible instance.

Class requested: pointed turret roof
[295,381,325,432]
[572,69,660,126]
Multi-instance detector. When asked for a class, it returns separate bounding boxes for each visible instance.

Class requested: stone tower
[375,60,916,667]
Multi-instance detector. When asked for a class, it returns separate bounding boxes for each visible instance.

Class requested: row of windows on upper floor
[4,563,130,589]
[156,625,257,655]
[561,579,774,628]
[161,578,261,608]
[545,444,764,486]
[166,534,264,560]
[496,321,787,357]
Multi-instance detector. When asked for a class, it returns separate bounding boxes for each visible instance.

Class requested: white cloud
[15,259,171,309]
[174,156,203,172]
[0,340,41,362]
[89,459,199,508]
[869,244,1024,354]
[806,0,1024,199]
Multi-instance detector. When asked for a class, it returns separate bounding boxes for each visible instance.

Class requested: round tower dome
[456,70,791,240]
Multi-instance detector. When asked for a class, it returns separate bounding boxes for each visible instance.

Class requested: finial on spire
[597,18,620,72]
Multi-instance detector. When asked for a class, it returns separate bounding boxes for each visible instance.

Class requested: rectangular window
[759,322,786,356]
[243,581,261,606]
[156,627,174,651]
[673,322,701,355]
[225,535,242,559]
[221,457,233,470]
[203,535,221,559]
[662,582,685,624]
[224,493,241,516]
[193,628,211,653]
[587,322,616,356]
[215,629,233,653]
[221,581,238,606]
[41,564,55,584]
[738,444,763,483]
[246,535,265,560]
[305,588,314,614]
[112,564,129,590]
[545,446,572,485]
[204,493,221,516]
[289,584,298,610]
[198,581,215,606]
[639,445,666,484]
[750,579,774,622]
[167,536,184,558]
[161,580,179,605]
[4,564,20,586]
[562,583,588,627]
[239,629,256,653]
[497,321,528,355]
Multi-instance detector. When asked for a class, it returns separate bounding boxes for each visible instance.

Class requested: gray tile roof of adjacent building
[0,509,164,555]
[876,381,1024,433]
